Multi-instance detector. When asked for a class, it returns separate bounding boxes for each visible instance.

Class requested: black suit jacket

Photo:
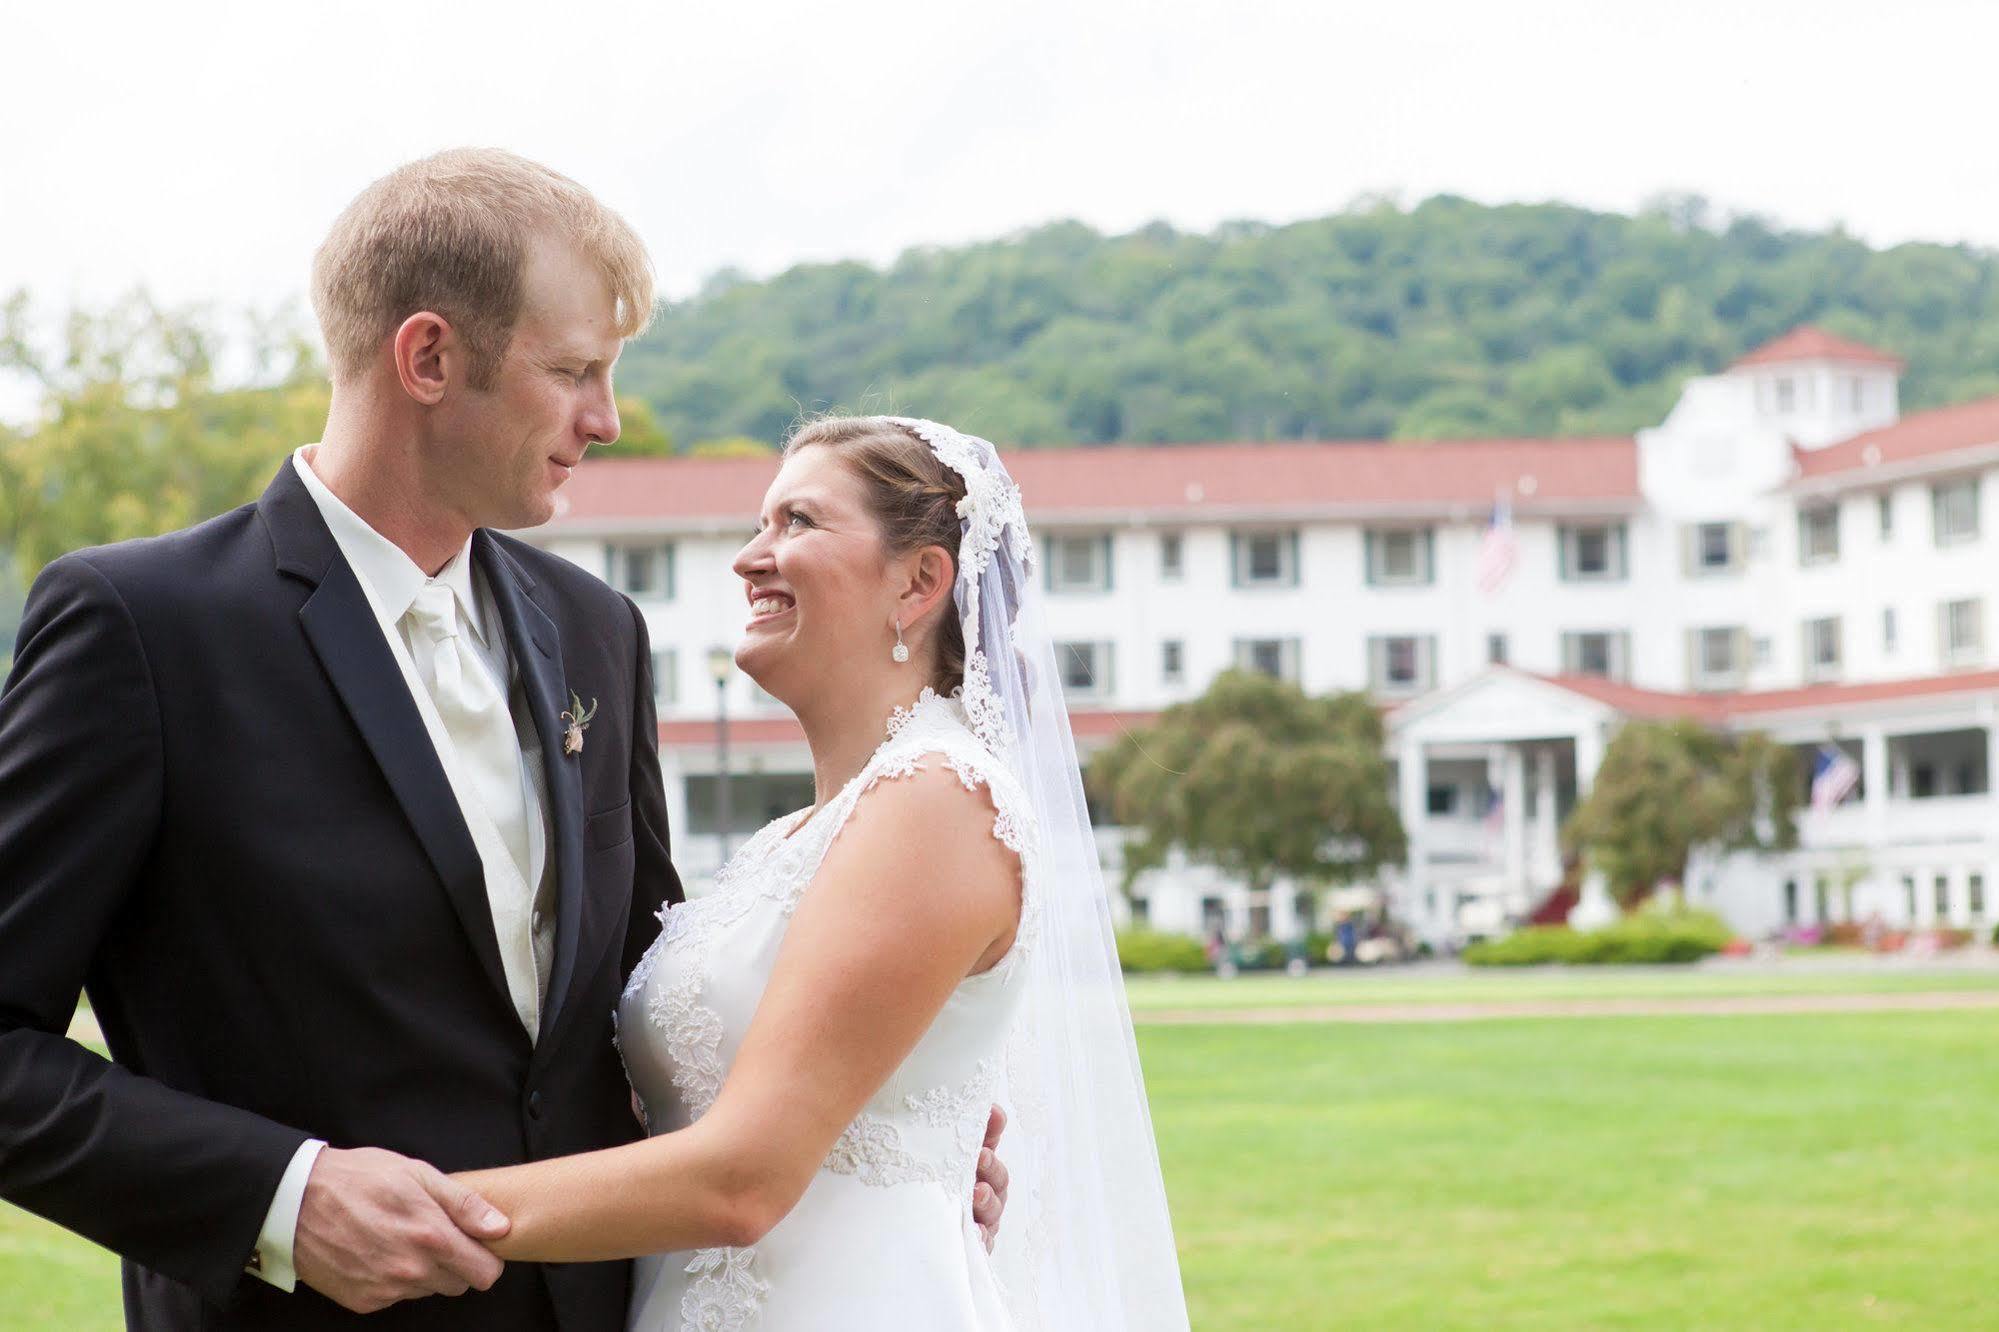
[0,460,685,1330]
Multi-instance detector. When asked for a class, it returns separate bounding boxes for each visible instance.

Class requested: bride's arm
[456,760,1021,1263]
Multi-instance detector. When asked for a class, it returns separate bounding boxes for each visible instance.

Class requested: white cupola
[1724,324,1903,448]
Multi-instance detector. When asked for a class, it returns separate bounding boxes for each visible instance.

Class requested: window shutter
[1101,535,1114,593]
[1362,531,1377,586]
[1422,528,1437,584]
[1680,526,1696,577]
[1288,530,1301,587]
[1557,526,1572,581]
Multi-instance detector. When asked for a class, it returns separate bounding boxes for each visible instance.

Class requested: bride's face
[731,446,901,705]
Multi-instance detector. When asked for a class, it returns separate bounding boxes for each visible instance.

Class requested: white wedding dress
[617,689,1038,1332]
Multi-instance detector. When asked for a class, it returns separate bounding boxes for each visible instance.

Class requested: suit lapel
[260,463,518,1026]
[474,533,588,1046]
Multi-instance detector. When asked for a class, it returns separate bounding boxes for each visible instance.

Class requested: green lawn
[1124,961,1999,1011]
[7,1003,1996,1329]
[1146,1011,1998,1330]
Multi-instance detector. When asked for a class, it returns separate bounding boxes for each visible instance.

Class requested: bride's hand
[974,1104,1009,1251]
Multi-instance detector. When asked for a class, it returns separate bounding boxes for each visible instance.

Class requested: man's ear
[391,311,458,406]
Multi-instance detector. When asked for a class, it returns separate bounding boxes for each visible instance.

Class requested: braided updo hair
[782,415,968,696]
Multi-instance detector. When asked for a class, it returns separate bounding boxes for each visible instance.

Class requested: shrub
[1116,928,1210,974]
[1464,910,1735,966]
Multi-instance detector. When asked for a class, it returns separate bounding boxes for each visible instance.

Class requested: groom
[0,150,1006,1330]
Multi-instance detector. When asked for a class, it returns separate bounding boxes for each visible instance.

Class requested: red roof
[555,436,1638,526]
[1793,394,1999,482]
[1731,325,1905,371]
[1531,668,1999,724]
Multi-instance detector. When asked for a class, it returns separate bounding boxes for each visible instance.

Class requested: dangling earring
[891,618,910,663]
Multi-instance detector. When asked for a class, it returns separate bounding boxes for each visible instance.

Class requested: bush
[1464,910,1735,966]
[1116,929,1210,974]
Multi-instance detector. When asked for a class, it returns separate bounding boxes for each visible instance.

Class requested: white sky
[4,0,1997,318]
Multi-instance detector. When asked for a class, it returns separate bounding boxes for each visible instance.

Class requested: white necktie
[403,584,534,892]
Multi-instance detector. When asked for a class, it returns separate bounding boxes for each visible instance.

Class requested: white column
[1574,723,1605,797]
[1533,744,1561,890]
[1984,708,1999,821]
[1862,726,1889,850]
[1503,744,1528,909]
[1397,740,1429,929]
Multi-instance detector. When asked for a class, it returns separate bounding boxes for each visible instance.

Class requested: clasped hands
[294,1107,1012,1313]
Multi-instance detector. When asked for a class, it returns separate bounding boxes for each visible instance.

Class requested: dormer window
[1774,377,1797,413]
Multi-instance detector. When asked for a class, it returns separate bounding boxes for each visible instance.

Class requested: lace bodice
[617,689,1037,1331]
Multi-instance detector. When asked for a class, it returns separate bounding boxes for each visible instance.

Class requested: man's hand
[973,1105,1010,1252]
[292,1147,511,1314]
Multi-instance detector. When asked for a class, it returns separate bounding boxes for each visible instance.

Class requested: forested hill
[614,195,1999,450]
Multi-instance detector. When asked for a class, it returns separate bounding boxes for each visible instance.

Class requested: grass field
[7,973,1997,1329]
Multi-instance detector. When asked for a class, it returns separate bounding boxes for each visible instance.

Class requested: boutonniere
[561,691,598,756]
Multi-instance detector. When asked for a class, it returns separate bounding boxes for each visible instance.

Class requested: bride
[457,416,1187,1330]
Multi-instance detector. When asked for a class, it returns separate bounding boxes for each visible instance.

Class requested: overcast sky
[5,0,1997,319]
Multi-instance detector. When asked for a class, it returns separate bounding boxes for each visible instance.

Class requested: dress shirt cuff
[246,1138,325,1292]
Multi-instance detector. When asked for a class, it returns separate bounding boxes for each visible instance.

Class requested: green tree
[613,197,1999,448]
[0,291,327,584]
[1563,719,1802,906]
[610,394,675,456]
[1086,670,1406,925]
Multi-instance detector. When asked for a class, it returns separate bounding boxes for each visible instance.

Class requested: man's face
[437,234,623,530]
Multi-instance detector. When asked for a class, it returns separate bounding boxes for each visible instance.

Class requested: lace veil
[885,418,1190,1330]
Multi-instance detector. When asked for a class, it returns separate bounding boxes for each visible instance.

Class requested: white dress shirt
[248,445,558,1291]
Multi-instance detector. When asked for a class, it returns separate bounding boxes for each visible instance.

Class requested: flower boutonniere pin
[560,691,598,756]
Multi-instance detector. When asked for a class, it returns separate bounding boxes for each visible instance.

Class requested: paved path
[1133,990,1999,1025]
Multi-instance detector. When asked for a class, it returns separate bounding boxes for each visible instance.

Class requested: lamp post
[707,646,734,868]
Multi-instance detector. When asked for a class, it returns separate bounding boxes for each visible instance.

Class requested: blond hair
[783,416,968,696]
[311,147,654,387]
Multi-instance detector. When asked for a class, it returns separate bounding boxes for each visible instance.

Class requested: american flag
[1476,493,1519,595]
[1810,744,1861,813]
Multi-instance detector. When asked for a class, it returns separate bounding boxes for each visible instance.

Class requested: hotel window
[1056,641,1115,699]
[1877,492,1895,541]
[1774,377,1797,412]
[1803,616,1842,682]
[1161,639,1185,686]
[1935,875,1951,919]
[1782,879,1798,924]
[1046,533,1113,593]
[1847,377,1867,412]
[1159,531,1185,581]
[1683,521,1744,576]
[1902,875,1917,920]
[1798,505,1840,565]
[1426,784,1458,817]
[1487,633,1508,666]
[609,543,676,600]
[1230,530,1300,587]
[1687,626,1747,691]
[650,649,678,708]
[1368,634,1436,695]
[1883,607,1898,655]
[1971,873,1987,919]
[1939,598,1984,668]
[1364,528,1435,587]
[1233,637,1301,684]
[1560,630,1631,682]
[1932,479,1981,547]
[1558,523,1627,581]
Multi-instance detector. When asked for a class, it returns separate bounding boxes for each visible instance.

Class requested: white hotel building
[529,327,1999,948]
